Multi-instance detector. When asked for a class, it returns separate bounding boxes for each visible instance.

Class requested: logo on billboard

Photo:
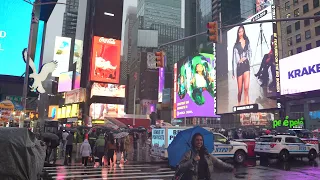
[0,31,6,38]
[99,37,116,44]
[288,64,320,79]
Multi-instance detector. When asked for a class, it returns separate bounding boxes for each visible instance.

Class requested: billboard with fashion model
[216,5,279,114]
[174,53,218,118]
[280,46,320,95]
[90,36,121,83]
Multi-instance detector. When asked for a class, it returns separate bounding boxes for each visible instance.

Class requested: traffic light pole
[158,15,320,48]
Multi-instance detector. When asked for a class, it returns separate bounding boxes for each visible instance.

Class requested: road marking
[48,169,141,175]
[84,174,174,180]
[45,166,162,172]
[52,171,175,179]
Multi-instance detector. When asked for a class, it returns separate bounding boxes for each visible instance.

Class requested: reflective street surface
[42,141,320,180]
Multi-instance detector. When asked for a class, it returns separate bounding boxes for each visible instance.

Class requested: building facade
[279,0,320,58]
[137,0,181,29]
[62,0,79,38]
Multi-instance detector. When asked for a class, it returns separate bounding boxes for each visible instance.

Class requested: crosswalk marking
[45,164,175,180]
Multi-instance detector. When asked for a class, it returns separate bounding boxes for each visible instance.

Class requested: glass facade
[62,0,79,38]
[137,0,181,29]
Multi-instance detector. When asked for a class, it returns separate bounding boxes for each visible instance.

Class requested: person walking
[65,132,74,164]
[61,130,69,157]
[106,134,117,167]
[80,139,92,167]
[94,134,105,167]
[124,135,130,162]
[176,133,234,180]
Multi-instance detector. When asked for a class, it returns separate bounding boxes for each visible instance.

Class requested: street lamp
[21,0,67,127]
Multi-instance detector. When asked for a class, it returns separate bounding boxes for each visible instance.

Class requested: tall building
[62,0,79,38]
[137,0,181,29]
[123,7,137,62]
[279,0,320,58]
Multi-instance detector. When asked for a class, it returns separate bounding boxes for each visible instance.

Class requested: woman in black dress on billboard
[232,25,252,106]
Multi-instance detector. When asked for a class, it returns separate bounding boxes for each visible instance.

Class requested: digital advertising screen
[217,4,279,114]
[240,112,274,126]
[256,0,272,13]
[48,105,59,120]
[91,82,125,98]
[280,46,320,95]
[0,0,38,76]
[158,66,165,103]
[73,72,81,89]
[66,105,72,118]
[71,104,79,117]
[89,103,125,119]
[58,71,73,92]
[90,36,121,83]
[52,36,72,77]
[140,99,157,115]
[174,53,218,118]
[151,128,165,157]
[73,39,83,89]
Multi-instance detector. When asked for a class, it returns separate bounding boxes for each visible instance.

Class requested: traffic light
[207,21,219,43]
[155,51,164,68]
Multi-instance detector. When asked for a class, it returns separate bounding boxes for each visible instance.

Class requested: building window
[314,0,320,8]
[295,21,300,30]
[303,4,309,13]
[317,40,320,47]
[294,0,299,6]
[294,9,300,17]
[285,1,290,10]
[287,25,292,34]
[306,43,312,50]
[287,13,291,18]
[305,30,311,39]
[288,50,293,56]
[287,37,293,46]
[316,25,320,36]
[296,47,302,53]
[304,19,311,26]
[314,11,320,22]
[296,34,301,43]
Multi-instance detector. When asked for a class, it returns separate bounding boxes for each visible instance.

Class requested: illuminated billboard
[216,5,279,114]
[58,71,73,92]
[90,36,121,83]
[48,105,59,120]
[0,1,39,77]
[91,82,125,98]
[52,36,72,77]
[89,103,125,119]
[240,112,274,126]
[174,53,218,118]
[256,0,272,13]
[280,46,320,95]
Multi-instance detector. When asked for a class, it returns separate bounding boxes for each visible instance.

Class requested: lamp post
[21,0,67,127]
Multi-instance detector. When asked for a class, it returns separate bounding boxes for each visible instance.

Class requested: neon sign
[273,116,304,129]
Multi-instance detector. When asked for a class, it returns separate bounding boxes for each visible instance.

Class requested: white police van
[212,132,248,164]
[255,135,319,161]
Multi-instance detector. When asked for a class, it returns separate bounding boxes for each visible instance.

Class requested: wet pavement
[43,140,320,179]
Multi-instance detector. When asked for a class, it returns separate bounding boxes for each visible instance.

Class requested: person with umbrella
[42,132,59,164]
[176,133,234,180]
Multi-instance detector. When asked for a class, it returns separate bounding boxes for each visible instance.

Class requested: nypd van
[212,132,248,164]
[255,135,319,161]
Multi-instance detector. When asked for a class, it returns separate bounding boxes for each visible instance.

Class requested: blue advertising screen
[0,0,34,76]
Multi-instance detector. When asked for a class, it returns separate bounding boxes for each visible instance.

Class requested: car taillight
[270,143,276,148]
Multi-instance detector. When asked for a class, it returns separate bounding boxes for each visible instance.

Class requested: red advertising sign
[90,36,121,83]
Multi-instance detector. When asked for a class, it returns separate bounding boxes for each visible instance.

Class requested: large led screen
[174,53,218,118]
[90,36,121,83]
[52,36,72,77]
[216,5,279,114]
[280,46,320,95]
[58,71,73,92]
[89,103,125,119]
[0,0,36,76]
[91,82,125,98]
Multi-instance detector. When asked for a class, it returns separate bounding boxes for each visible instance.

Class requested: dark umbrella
[41,133,59,148]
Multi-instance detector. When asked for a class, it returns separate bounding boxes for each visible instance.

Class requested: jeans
[82,156,89,166]
[66,145,73,163]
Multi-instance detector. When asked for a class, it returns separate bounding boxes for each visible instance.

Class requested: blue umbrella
[167,126,214,167]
